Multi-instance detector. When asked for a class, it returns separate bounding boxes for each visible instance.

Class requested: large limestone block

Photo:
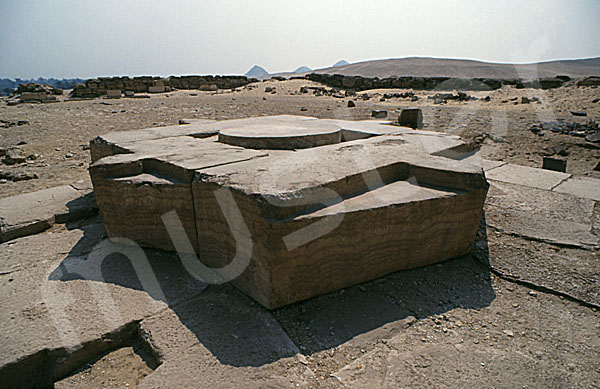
[89,116,488,308]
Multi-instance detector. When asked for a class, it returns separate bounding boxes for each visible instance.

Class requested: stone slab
[485,163,570,190]
[484,205,598,249]
[553,176,600,201]
[0,223,208,388]
[486,180,595,225]
[0,185,97,243]
[482,159,506,172]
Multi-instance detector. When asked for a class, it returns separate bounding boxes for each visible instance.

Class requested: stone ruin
[306,73,570,91]
[6,82,63,105]
[70,75,257,98]
[89,116,489,309]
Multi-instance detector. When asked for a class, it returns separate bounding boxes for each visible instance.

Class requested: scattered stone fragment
[0,119,29,128]
[398,108,423,129]
[0,170,38,182]
[179,119,191,125]
[577,76,600,87]
[553,145,569,156]
[529,125,542,135]
[347,100,355,107]
[530,120,599,139]
[570,110,587,117]
[429,91,472,102]
[371,110,387,118]
[585,133,600,143]
[542,157,567,173]
[300,107,308,111]
[2,148,27,165]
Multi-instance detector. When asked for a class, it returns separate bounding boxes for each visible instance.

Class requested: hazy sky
[1,0,599,79]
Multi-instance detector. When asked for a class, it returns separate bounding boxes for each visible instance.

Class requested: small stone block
[106,89,121,98]
[148,86,165,93]
[371,110,387,119]
[398,108,423,129]
[543,157,567,173]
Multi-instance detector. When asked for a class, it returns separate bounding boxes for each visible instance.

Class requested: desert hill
[268,57,600,80]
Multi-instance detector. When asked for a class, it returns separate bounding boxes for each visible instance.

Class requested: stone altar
[89,115,488,308]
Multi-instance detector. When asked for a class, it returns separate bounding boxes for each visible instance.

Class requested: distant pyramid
[332,59,350,67]
[293,65,312,73]
[245,65,268,78]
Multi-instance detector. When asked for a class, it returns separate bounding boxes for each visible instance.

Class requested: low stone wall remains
[305,73,573,91]
[70,75,257,98]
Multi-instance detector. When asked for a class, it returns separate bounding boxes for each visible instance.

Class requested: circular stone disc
[218,121,342,150]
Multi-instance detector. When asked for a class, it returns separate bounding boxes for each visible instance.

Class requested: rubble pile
[428,91,475,104]
[529,120,600,142]
[5,82,63,105]
[15,82,63,95]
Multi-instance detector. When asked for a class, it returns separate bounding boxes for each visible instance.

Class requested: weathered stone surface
[20,92,47,101]
[553,176,600,201]
[0,223,208,388]
[0,184,97,243]
[89,115,489,309]
[485,163,570,190]
[484,180,599,250]
[482,159,506,171]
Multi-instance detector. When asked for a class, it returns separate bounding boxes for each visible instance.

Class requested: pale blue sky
[1,0,599,79]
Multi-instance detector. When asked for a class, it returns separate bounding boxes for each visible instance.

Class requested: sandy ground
[1,79,599,198]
